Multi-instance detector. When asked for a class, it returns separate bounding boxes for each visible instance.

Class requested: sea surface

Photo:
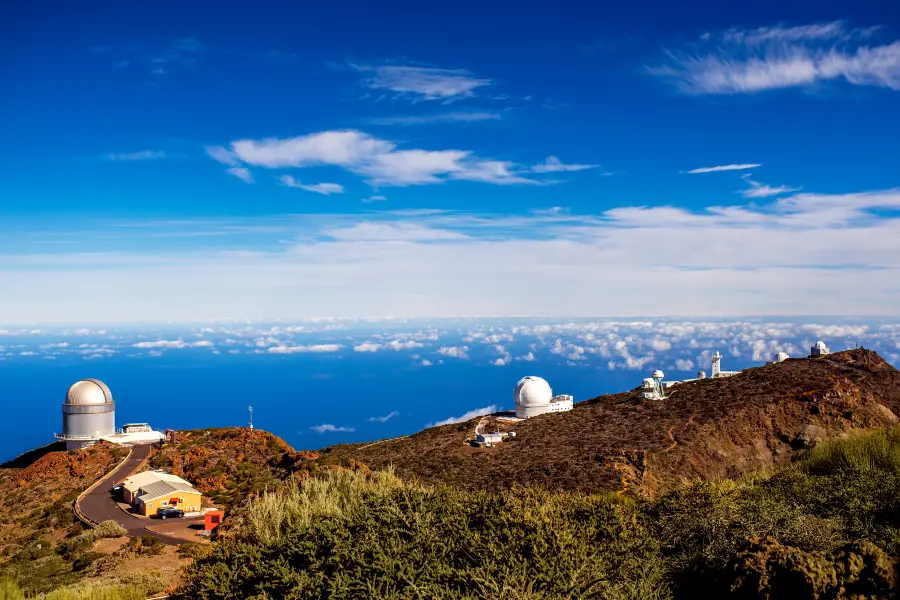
[2,317,897,462]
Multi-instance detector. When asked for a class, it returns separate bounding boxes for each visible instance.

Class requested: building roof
[514,376,553,408]
[136,480,198,503]
[65,379,113,406]
[122,471,193,494]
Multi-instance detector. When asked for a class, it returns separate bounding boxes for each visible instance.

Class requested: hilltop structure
[810,340,831,357]
[55,379,164,450]
[514,376,573,418]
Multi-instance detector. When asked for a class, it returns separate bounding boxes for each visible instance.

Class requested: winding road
[77,444,196,545]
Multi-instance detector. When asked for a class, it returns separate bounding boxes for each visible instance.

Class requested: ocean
[2,317,897,462]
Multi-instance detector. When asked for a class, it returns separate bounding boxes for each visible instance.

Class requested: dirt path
[661,415,696,454]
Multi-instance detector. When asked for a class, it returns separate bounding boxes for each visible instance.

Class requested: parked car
[109,484,123,497]
[156,507,185,520]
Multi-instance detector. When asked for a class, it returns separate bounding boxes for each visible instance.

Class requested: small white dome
[65,379,113,405]
[814,341,827,350]
[514,376,553,408]
[652,369,665,380]
[774,352,790,363]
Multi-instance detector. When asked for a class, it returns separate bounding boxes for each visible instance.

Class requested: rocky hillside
[0,442,128,554]
[316,349,900,497]
[147,428,321,508]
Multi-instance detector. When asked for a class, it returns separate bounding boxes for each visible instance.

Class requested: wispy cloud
[650,21,900,94]
[310,423,355,433]
[531,156,599,173]
[687,163,761,174]
[227,167,254,183]
[354,63,491,101]
[362,195,387,203]
[368,411,400,423]
[430,405,498,427]
[370,111,501,125]
[208,129,576,187]
[95,37,205,77]
[280,175,345,195]
[107,150,166,161]
[740,175,801,198]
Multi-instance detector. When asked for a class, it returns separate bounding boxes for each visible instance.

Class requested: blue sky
[2,0,899,323]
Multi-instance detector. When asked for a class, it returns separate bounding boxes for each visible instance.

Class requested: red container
[204,510,224,531]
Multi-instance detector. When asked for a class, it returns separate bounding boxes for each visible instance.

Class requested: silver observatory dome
[57,379,116,449]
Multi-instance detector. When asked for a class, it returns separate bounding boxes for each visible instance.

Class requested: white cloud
[740,176,801,198]
[133,339,189,348]
[419,359,433,366]
[280,175,345,195]
[268,344,343,354]
[310,423,355,433]
[430,404,498,427]
[437,345,469,359]
[227,167,254,184]
[368,411,400,423]
[205,145,239,166]
[324,222,466,242]
[674,358,695,371]
[650,22,900,94]
[4,187,900,322]
[493,357,508,366]
[107,150,166,161]
[355,64,491,100]
[531,156,598,173]
[687,163,761,174]
[371,111,501,125]
[517,351,536,362]
[362,195,387,203]
[210,129,560,187]
[354,342,382,352]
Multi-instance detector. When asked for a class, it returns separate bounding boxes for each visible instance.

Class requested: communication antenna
[248,405,254,430]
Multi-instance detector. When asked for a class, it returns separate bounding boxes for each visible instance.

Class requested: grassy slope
[178,426,900,600]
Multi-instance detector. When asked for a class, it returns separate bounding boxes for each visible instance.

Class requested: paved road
[77,443,186,545]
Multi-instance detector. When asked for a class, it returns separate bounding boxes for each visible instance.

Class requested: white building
[514,376,574,418]
[810,341,830,357]
[54,380,163,450]
[773,352,790,363]
[710,352,740,378]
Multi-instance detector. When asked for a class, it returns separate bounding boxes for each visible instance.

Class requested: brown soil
[0,442,129,553]
[315,349,900,498]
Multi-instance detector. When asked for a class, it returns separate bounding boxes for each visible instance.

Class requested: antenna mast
[248,405,254,430]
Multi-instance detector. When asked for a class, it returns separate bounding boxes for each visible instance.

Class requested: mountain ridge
[313,348,900,497]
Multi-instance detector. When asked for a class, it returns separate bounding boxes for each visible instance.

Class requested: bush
[178,470,671,600]
[124,535,163,556]
[0,577,26,600]
[177,542,210,560]
[59,520,126,557]
[71,551,106,572]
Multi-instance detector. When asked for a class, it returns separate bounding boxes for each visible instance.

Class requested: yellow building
[120,470,202,515]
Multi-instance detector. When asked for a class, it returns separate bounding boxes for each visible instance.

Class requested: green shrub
[178,470,670,600]
[0,577,26,600]
[71,551,106,572]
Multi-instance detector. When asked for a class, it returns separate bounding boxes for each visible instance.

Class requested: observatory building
[55,379,164,450]
[514,376,573,419]
[56,379,116,450]
[773,352,790,363]
[810,341,831,357]
[642,370,667,400]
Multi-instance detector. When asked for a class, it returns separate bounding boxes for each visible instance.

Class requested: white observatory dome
[814,341,827,350]
[65,379,113,406]
[774,352,790,363]
[515,376,553,418]
[652,369,665,380]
